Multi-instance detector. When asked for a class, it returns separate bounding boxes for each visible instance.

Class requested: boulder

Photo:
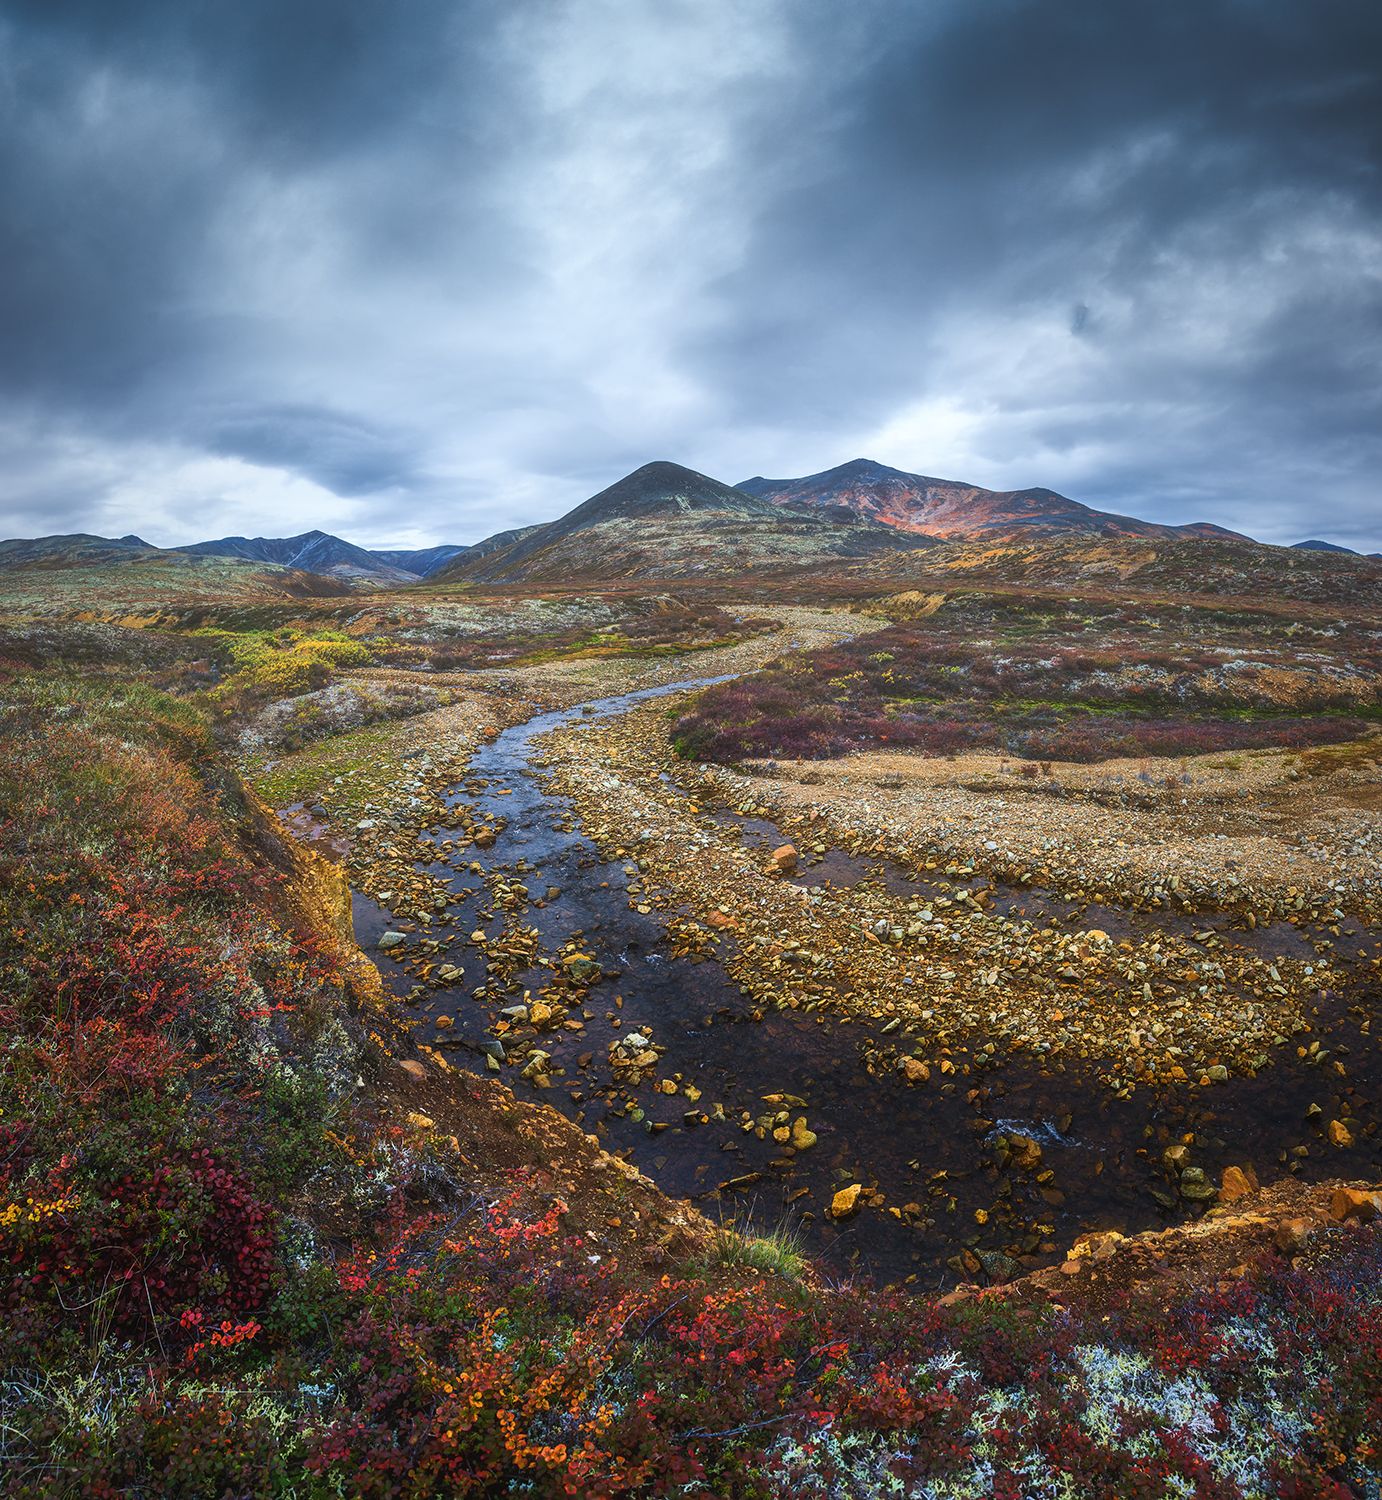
[829,1184,863,1219]
[1275,1217,1314,1254]
[1327,1119,1355,1148]
[1219,1164,1258,1204]
[1330,1186,1382,1223]
[770,844,798,875]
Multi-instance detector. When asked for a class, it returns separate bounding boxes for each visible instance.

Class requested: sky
[0,0,1379,552]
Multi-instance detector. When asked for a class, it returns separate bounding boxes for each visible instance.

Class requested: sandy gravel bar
[534,696,1380,1090]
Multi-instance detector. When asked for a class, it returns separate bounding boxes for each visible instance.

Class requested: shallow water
[336,678,1380,1286]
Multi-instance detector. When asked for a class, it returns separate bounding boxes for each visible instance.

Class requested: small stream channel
[328,678,1381,1287]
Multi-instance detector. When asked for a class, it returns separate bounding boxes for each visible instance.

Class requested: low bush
[673,614,1374,765]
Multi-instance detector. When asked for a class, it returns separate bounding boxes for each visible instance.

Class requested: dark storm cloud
[0,0,1378,548]
[203,405,420,495]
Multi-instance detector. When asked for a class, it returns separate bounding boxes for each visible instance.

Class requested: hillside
[738,457,1247,542]
[872,531,1382,611]
[435,460,934,582]
[0,543,354,617]
[0,532,159,568]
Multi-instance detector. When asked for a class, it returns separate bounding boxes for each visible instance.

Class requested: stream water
[333,678,1381,1287]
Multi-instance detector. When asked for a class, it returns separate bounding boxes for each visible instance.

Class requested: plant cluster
[673,606,1376,764]
[2,666,1380,1497]
[193,626,374,709]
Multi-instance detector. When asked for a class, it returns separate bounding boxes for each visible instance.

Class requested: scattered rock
[1179,1167,1217,1202]
[1275,1217,1314,1254]
[829,1184,863,1219]
[1326,1119,1355,1148]
[1330,1186,1382,1223]
[1219,1164,1258,1204]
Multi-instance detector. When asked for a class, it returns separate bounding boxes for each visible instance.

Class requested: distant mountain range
[175,530,464,583]
[737,458,1246,542]
[4,457,1376,583]
[1292,539,1380,558]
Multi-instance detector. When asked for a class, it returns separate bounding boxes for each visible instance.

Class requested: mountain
[456,524,545,562]
[0,533,355,606]
[368,544,468,577]
[434,461,935,583]
[177,529,421,583]
[1293,539,1356,555]
[736,459,1248,543]
[0,533,161,569]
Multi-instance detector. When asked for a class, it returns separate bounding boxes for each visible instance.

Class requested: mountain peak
[563,461,770,527]
[738,461,1251,542]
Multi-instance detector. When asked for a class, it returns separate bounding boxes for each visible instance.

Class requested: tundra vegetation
[0,574,1379,1497]
[673,596,1377,765]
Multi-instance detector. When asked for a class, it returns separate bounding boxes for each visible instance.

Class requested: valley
[247,602,1379,1293]
[2,470,1380,1494]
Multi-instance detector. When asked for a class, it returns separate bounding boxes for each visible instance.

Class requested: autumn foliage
[1,673,1379,1497]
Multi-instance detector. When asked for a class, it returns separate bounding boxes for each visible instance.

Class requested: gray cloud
[0,0,1378,550]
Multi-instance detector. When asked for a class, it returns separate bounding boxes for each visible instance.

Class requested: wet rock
[829,1184,863,1219]
[898,1056,930,1084]
[1326,1119,1355,1148]
[1179,1167,1217,1202]
[1006,1133,1043,1171]
[790,1117,817,1150]
[1219,1165,1258,1204]
[770,843,798,875]
[378,931,407,951]
[977,1249,1021,1284]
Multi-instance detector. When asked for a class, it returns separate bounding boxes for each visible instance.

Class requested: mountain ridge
[737,458,1248,543]
[433,460,937,583]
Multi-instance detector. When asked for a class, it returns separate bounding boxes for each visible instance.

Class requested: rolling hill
[0,533,160,569]
[737,458,1247,542]
[434,461,935,583]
